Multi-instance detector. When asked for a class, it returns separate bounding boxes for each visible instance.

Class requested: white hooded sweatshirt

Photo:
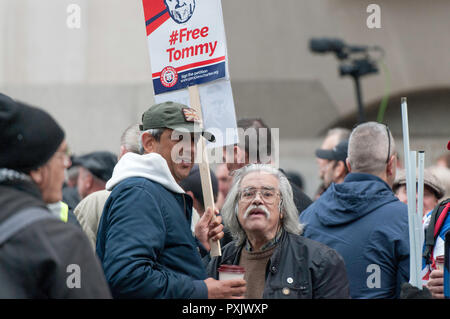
[106,152,185,194]
[105,152,201,233]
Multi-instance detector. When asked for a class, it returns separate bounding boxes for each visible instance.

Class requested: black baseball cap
[72,151,117,182]
[315,140,349,162]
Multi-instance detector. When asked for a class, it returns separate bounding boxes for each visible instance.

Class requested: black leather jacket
[207,230,350,299]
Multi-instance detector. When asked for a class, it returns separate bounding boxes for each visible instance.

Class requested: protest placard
[143,0,229,95]
[154,80,239,149]
[142,0,237,256]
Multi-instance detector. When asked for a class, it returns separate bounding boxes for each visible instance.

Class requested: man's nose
[251,192,264,204]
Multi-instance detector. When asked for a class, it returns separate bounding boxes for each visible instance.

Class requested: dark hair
[237,118,273,163]
[179,165,218,210]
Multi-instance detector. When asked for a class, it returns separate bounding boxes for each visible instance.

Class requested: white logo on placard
[160,66,178,88]
[164,0,196,24]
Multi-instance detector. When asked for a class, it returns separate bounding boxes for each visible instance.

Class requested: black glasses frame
[385,124,391,164]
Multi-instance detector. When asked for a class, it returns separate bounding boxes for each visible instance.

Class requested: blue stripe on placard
[153,62,225,95]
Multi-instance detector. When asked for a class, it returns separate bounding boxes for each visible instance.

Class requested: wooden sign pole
[188,85,222,257]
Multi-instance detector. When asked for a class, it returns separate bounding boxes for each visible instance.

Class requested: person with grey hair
[74,124,141,249]
[119,123,141,157]
[207,164,349,299]
[301,122,410,299]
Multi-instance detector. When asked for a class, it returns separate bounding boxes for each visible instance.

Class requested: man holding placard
[143,0,239,257]
[96,102,246,299]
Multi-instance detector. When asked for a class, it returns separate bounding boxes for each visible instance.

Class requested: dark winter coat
[300,173,410,298]
[0,179,111,298]
[96,153,208,299]
[207,230,350,299]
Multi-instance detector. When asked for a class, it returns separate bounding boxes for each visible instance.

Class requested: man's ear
[85,173,93,189]
[141,131,157,154]
[118,145,127,160]
[386,154,396,178]
[346,158,352,173]
[29,167,44,185]
[334,161,346,179]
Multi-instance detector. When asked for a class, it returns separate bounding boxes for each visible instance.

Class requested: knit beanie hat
[0,93,65,173]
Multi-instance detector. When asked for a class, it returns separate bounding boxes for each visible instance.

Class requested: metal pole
[401,97,419,287]
[353,75,365,123]
[417,151,426,285]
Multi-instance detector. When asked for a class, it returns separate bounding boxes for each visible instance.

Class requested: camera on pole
[309,38,381,124]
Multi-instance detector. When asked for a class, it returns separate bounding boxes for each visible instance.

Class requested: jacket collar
[344,172,391,190]
[0,168,42,200]
[106,152,185,194]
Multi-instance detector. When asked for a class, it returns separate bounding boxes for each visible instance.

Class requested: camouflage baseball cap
[140,101,215,142]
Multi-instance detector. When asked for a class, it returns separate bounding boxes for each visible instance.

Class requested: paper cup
[218,265,245,280]
[435,255,445,271]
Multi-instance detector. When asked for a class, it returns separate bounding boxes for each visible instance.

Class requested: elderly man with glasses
[207,164,349,299]
[300,122,410,299]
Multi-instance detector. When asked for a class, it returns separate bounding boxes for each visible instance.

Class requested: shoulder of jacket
[217,241,241,263]
[111,177,166,199]
[10,214,89,253]
[288,233,340,261]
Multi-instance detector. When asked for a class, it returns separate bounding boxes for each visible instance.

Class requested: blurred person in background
[285,171,305,192]
[314,140,349,193]
[74,124,141,249]
[393,168,445,216]
[436,152,450,169]
[223,117,312,215]
[314,127,350,199]
[428,165,450,200]
[215,163,232,210]
[73,151,117,200]
[62,164,81,212]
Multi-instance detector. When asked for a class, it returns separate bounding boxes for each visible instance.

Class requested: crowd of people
[0,91,449,299]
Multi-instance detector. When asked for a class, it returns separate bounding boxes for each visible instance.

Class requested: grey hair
[348,121,396,175]
[121,124,142,155]
[221,164,304,246]
[138,128,165,154]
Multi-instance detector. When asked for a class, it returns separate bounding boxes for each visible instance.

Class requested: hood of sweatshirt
[313,173,399,226]
[105,152,185,194]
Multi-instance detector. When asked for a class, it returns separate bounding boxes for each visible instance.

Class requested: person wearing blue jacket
[300,122,410,299]
[96,102,246,299]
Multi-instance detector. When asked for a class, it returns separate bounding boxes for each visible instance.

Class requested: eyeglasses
[239,187,280,204]
[385,124,391,164]
[54,149,71,166]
